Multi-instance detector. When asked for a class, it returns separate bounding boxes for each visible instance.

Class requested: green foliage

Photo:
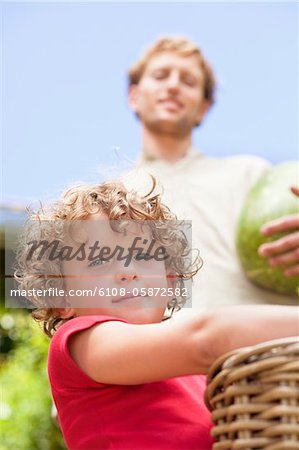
[0,309,66,450]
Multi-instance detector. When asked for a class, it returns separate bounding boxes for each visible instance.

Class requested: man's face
[129,52,209,138]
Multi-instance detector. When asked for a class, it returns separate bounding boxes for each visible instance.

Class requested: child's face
[61,212,175,324]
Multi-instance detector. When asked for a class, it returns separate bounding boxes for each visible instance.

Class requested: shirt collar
[136,146,202,167]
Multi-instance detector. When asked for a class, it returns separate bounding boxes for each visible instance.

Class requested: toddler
[15,180,298,450]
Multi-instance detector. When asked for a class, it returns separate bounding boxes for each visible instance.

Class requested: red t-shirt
[48,315,214,450]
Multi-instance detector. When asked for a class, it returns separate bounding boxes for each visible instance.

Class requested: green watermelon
[236,161,299,297]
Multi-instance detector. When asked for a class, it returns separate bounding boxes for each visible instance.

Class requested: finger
[267,248,299,267]
[261,215,299,236]
[258,232,299,257]
[284,265,299,277]
[291,186,299,197]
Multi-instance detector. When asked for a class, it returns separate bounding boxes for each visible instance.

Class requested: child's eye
[88,257,110,268]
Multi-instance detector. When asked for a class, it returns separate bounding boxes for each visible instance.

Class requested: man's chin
[147,119,193,137]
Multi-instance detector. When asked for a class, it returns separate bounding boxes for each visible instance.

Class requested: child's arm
[68,305,298,385]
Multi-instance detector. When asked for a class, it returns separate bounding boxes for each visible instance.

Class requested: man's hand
[258,187,299,277]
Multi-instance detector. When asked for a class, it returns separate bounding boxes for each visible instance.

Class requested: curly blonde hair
[15,179,202,337]
[128,36,216,106]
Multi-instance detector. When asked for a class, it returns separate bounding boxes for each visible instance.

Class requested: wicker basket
[205,337,299,450]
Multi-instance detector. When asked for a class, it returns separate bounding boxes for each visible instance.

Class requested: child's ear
[54,308,75,319]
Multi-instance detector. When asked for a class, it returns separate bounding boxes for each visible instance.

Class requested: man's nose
[166,72,180,91]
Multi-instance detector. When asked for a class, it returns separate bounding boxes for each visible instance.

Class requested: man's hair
[128,36,216,105]
[15,178,202,337]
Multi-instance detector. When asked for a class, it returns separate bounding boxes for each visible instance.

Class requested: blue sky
[2,1,298,204]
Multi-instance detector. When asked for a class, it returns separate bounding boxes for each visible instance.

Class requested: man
[124,36,298,311]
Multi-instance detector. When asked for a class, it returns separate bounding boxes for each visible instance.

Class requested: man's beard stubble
[142,115,197,139]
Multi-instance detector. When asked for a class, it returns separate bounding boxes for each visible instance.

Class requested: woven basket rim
[205,336,299,411]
